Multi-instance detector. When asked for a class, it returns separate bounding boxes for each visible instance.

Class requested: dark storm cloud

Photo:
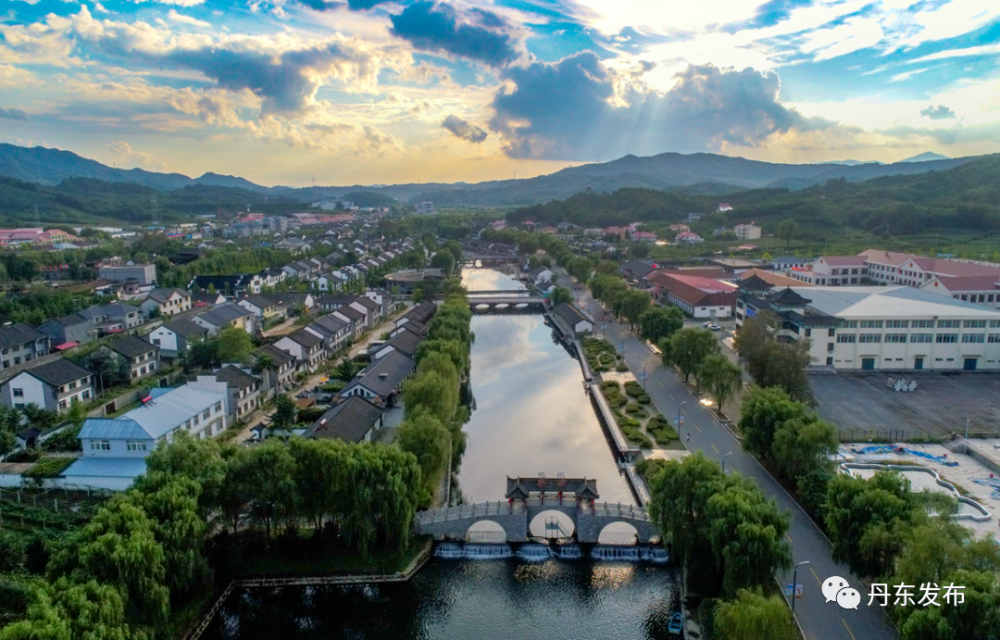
[159,42,371,115]
[441,114,488,143]
[920,105,955,120]
[390,1,518,67]
[489,52,813,160]
[0,108,28,121]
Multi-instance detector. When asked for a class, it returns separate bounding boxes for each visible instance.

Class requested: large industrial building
[736,283,1000,371]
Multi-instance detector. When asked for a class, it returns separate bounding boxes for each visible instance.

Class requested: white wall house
[737,285,1000,371]
[62,380,230,490]
[0,359,94,413]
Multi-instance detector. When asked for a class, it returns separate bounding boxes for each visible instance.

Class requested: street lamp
[642,364,647,390]
[676,401,686,429]
[722,452,733,473]
[791,561,810,616]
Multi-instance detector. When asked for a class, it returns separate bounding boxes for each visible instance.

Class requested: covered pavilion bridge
[413,476,658,544]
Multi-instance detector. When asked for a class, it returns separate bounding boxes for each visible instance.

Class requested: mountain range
[0,143,979,209]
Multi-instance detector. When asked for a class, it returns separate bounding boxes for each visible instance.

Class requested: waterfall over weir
[433,542,668,563]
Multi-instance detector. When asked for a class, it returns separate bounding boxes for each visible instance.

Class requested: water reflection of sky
[458,312,633,505]
[462,268,525,291]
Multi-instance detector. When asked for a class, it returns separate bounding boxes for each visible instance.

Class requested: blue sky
[2,0,1000,185]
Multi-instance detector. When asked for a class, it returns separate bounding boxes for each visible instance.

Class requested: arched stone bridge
[414,500,658,544]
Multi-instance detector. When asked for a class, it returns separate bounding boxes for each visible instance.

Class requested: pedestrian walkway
[552,264,898,640]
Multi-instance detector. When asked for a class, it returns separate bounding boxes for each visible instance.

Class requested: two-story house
[140,288,192,318]
[373,330,422,360]
[0,323,51,369]
[192,303,256,335]
[236,294,286,322]
[0,358,95,413]
[304,314,351,355]
[144,319,208,358]
[274,328,325,371]
[64,380,230,489]
[252,344,296,398]
[108,335,160,380]
[199,365,261,422]
[340,350,414,407]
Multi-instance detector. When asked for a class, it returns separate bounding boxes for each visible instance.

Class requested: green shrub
[615,363,628,372]
[636,393,651,404]
[624,381,644,397]
[636,458,667,481]
[22,457,75,479]
[600,380,621,391]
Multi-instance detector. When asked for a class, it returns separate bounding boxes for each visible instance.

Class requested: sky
[2,0,1000,187]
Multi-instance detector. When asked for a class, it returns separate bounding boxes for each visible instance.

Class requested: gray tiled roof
[20,358,92,387]
[307,396,384,443]
[0,323,47,350]
[164,318,208,339]
[110,335,158,358]
[213,365,258,390]
[382,330,422,356]
[553,303,589,327]
[287,328,323,348]
[254,344,295,366]
[345,350,413,397]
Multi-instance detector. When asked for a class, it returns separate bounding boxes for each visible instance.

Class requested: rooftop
[20,358,91,387]
[773,286,1000,319]
[78,384,226,441]
[307,396,384,443]
[346,350,414,397]
[110,335,158,358]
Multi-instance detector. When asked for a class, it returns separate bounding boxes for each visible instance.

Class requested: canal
[200,269,678,640]
[457,269,632,506]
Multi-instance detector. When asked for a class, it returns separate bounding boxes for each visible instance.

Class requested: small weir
[433,541,668,563]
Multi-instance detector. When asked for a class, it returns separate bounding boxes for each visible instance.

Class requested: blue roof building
[63,379,231,490]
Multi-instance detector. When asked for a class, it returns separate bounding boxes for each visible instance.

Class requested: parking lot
[811,371,1000,439]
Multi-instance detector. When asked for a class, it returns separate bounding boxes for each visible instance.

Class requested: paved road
[562,270,898,640]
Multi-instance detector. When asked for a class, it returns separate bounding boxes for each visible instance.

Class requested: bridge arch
[597,521,639,545]
[528,510,576,539]
[467,520,507,543]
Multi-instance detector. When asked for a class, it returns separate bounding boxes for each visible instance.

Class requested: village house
[340,350,414,406]
[140,288,192,318]
[192,303,256,335]
[144,319,208,358]
[0,323,50,370]
[0,358,95,413]
[307,396,385,443]
[274,329,326,371]
[108,335,160,381]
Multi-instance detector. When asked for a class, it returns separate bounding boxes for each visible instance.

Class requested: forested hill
[0,142,982,209]
[0,175,304,226]
[507,155,1000,240]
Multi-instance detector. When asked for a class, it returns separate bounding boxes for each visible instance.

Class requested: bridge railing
[414,500,651,525]
[589,502,650,522]
[414,501,515,525]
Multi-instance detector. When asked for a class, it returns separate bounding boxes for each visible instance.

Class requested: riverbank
[177,538,432,640]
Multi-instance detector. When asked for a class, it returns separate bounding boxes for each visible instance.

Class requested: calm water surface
[206,559,679,640]
[200,270,673,639]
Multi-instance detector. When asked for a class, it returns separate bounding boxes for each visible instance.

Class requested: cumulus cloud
[166,9,210,27]
[441,114,487,143]
[390,1,519,67]
[489,53,823,160]
[920,104,955,120]
[58,7,390,116]
[0,107,28,120]
[105,140,168,170]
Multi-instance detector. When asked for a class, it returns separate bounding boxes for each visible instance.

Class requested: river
[456,269,633,506]
[200,269,678,640]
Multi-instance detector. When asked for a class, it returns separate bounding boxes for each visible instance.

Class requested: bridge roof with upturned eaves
[505,476,599,500]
